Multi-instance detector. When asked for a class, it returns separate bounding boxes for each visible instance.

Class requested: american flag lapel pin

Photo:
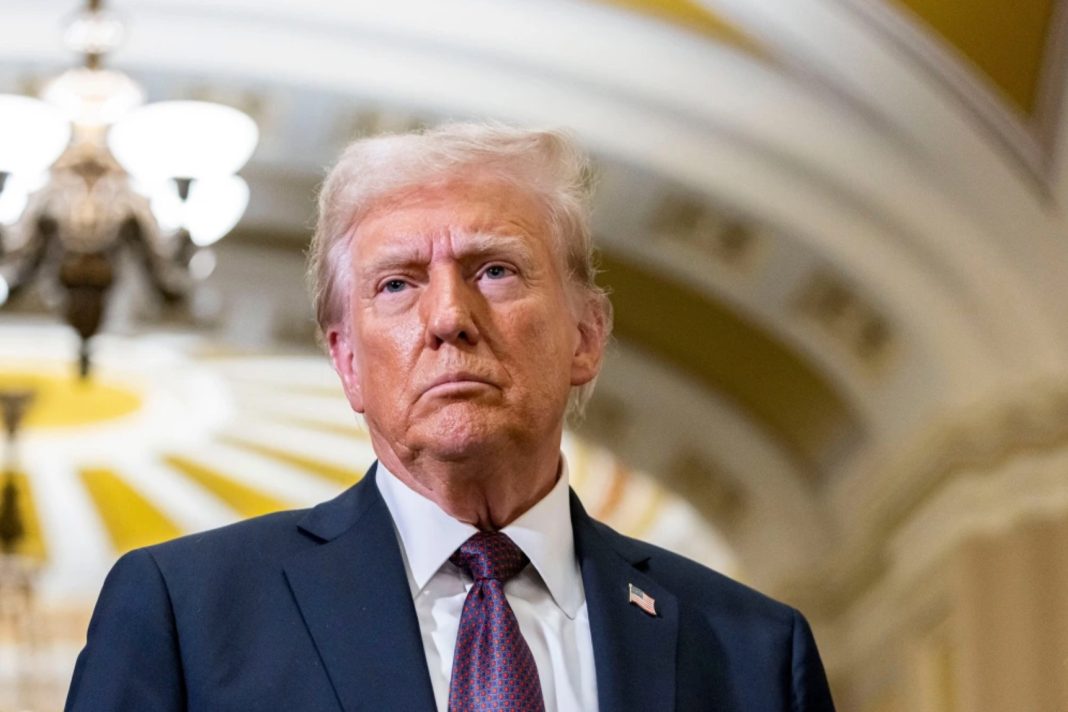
[627,583,657,617]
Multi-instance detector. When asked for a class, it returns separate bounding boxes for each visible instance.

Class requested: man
[67,123,836,711]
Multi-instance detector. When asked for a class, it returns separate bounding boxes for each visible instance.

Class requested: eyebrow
[456,231,537,264]
[357,230,538,278]
[356,246,427,278]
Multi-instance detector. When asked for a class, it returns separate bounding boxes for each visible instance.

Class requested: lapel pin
[628,583,657,617]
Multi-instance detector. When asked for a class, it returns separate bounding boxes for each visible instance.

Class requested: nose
[422,266,481,348]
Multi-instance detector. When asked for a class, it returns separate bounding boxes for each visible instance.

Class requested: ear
[328,325,365,413]
[570,295,608,387]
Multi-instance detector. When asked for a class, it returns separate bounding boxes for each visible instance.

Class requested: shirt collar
[375,458,584,619]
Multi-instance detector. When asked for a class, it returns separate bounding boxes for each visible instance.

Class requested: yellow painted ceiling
[892,0,1058,114]
[80,468,182,553]
[593,0,764,55]
[0,369,141,429]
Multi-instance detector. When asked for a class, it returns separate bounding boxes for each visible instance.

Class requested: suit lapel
[283,466,436,712]
[571,492,678,712]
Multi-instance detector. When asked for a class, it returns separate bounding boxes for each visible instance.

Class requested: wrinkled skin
[328,174,607,528]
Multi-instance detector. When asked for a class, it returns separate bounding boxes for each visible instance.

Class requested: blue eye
[383,279,407,293]
[483,265,511,279]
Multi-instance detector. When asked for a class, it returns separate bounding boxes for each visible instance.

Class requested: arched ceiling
[2,0,1068,613]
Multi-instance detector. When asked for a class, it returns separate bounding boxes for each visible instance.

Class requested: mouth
[421,372,498,398]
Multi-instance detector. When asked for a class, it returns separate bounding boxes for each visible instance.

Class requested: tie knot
[450,531,528,583]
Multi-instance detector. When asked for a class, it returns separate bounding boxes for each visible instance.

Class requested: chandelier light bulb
[0,173,47,226]
[134,178,184,232]
[63,7,126,56]
[188,248,217,281]
[108,101,259,180]
[0,179,30,226]
[0,191,26,227]
[0,95,72,175]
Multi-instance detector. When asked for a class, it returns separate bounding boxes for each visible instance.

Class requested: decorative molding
[889,445,1068,592]
[863,375,1068,534]
[798,375,1068,618]
[649,191,764,270]
[792,268,896,378]
[332,108,430,148]
[826,443,1068,705]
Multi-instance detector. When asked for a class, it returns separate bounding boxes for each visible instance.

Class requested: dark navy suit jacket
[66,465,835,711]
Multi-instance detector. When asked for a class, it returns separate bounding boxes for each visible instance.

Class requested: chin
[409,407,516,460]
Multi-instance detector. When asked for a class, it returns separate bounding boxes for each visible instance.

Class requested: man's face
[328,174,604,463]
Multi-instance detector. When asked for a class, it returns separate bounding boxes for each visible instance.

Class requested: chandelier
[0,0,258,377]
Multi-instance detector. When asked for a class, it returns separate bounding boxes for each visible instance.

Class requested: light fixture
[0,0,258,377]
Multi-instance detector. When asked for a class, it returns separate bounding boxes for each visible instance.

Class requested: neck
[371,432,562,530]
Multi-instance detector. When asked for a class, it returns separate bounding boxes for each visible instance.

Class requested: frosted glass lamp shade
[184,175,250,246]
[133,175,249,245]
[0,95,72,174]
[0,172,48,225]
[41,69,144,126]
[108,101,258,180]
[132,178,184,233]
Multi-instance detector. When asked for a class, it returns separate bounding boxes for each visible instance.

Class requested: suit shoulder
[127,478,372,597]
[142,507,315,573]
[591,519,796,624]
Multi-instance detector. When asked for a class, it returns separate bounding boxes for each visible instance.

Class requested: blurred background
[1,0,1067,710]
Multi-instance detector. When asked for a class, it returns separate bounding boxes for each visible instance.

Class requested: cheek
[356,318,426,390]
[510,307,579,377]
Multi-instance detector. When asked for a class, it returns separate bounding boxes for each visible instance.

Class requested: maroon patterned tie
[448,531,546,712]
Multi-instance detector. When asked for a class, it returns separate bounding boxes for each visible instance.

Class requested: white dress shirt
[375,460,599,712]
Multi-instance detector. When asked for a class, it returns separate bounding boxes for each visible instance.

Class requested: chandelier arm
[0,217,57,303]
[119,216,190,303]
[56,240,118,380]
[0,471,25,554]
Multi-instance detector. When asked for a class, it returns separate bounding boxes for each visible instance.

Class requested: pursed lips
[421,371,499,397]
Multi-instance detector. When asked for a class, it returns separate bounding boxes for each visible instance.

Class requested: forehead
[350,176,554,258]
